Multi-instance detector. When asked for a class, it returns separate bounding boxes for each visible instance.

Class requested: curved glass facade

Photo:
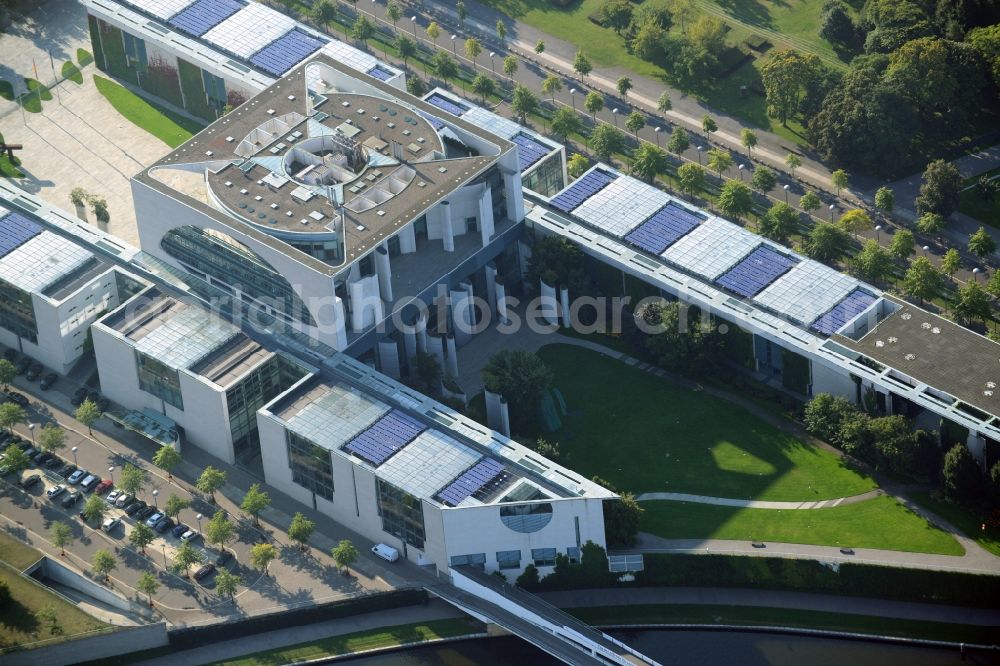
[499,502,553,533]
[161,226,315,326]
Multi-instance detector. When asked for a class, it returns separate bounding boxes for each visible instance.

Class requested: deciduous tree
[667,126,690,155]
[953,281,992,325]
[969,226,997,260]
[153,444,181,479]
[584,91,603,122]
[250,542,277,575]
[129,522,156,554]
[760,202,799,243]
[889,229,915,261]
[874,186,894,216]
[624,110,645,139]
[567,153,590,180]
[482,350,553,433]
[36,423,65,453]
[196,466,226,503]
[941,248,961,277]
[750,166,777,193]
[173,541,203,578]
[850,240,893,284]
[573,51,592,79]
[616,76,633,100]
[471,74,495,104]
[137,572,158,607]
[51,522,74,556]
[677,162,705,200]
[837,208,871,237]
[288,512,316,551]
[590,124,624,162]
[916,159,962,217]
[92,549,116,581]
[332,539,359,574]
[241,483,271,526]
[206,510,235,552]
[740,128,757,156]
[631,143,668,184]
[903,257,943,306]
[706,148,733,178]
[804,222,847,262]
[760,49,821,125]
[74,399,100,435]
[511,84,538,123]
[717,181,754,222]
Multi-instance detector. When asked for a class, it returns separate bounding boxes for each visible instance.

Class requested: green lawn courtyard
[958,166,1000,229]
[536,344,962,554]
[93,75,205,149]
[537,344,874,501]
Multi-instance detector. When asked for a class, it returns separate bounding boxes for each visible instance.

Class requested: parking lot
[1,344,411,627]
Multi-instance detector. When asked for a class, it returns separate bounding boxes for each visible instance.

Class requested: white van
[371,543,399,562]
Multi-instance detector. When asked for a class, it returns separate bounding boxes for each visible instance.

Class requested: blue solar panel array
[249,28,327,76]
[511,133,550,171]
[624,203,703,255]
[342,409,426,467]
[0,211,43,259]
[169,0,243,37]
[367,64,395,82]
[425,93,468,117]
[437,458,505,507]
[549,169,616,213]
[418,110,446,131]
[811,289,878,336]
[716,246,798,298]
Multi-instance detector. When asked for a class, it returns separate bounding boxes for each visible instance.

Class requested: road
[0,361,424,628]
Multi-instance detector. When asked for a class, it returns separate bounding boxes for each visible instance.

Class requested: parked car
[22,447,38,461]
[15,357,31,375]
[67,469,87,484]
[145,512,165,528]
[35,452,53,467]
[44,456,63,470]
[371,543,400,563]
[193,564,216,581]
[71,387,88,406]
[171,523,189,539]
[61,490,83,508]
[180,529,200,544]
[46,484,66,499]
[79,474,100,492]
[6,392,28,407]
[25,363,42,381]
[40,372,58,390]
[59,464,77,479]
[115,493,134,509]
[93,479,113,495]
[106,489,123,505]
[125,501,147,517]
[20,474,41,489]
[101,517,121,533]
[136,506,157,521]
[154,517,175,534]
[215,550,233,567]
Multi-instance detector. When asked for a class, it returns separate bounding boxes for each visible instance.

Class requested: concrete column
[349,276,383,331]
[539,278,558,327]
[495,278,509,325]
[498,398,510,439]
[484,263,498,317]
[349,261,361,282]
[441,200,454,253]
[331,296,348,349]
[377,338,401,379]
[485,389,510,437]
[559,286,571,328]
[426,332,445,370]
[398,224,417,254]
[445,334,459,378]
[402,325,417,365]
[416,310,428,353]
[450,286,472,347]
[375,244,393,302]
[478,185,495,247]
[503,169,525,223]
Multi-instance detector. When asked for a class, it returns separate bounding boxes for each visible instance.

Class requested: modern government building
[0,0,995,577]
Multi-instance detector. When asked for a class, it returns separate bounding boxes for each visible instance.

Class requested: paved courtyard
[1,0,169,245]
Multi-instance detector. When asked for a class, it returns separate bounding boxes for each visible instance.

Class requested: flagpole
[49,50,61,104]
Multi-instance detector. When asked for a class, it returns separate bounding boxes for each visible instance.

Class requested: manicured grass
[24,79,52,101]
[568,604,1000,645]
[0,156,23,178]
[77,48,94,67]
[958,167,1000,229]
[639,496,964,555]
[0,531,42,570]
[205,618,484,666]
[909,491,1000,557]
[62,61,83,85]
[0,80,12,101]
[93,75,205,148]
[537,344,874,500]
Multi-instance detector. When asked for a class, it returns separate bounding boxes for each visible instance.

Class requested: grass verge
[537,343,874,501]
[77,48,94,67]
[568,604,1000,645]
[0,80,12,101]
[93,75,205,148]
[958,166,1000,229]
[640,496,964,555]
[0,531,42,570]
[908,491,1000,557]
[204,618,484,666]
[62,61,83,85]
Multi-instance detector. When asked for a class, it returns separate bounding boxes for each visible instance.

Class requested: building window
[136,351,183,410]
[287,432,334,501]
[0,280,38,344]
[496,550,521,570]
[376,478,425,550]
[567,547,581,564]
[202,69,226,111]
[531,548,557,567]
[227,354,306,468]
[122,32,147,70]
[449,553,486,570]
[499,502,553,533]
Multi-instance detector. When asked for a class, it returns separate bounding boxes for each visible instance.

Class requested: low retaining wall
[36,557,136,614]
[2,623,168,666]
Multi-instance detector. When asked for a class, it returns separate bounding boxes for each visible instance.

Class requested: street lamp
[489,51,496,76]
[196,513,203,533]
[27,423,35,446]
[108,466,115,484]
[611,108,618,127]
[451,34,457,55]
[161,543,167,569]
[738,164,745,181]
[410,16,417,37]
[71,446,78,465]
[874,224,882,242]
[922,245,930,256]
[570,88,577,111]
[973,267,980,281]
[152,489,159,508]
[696,146,703,164]
[829,204,836,221]
[654,126,661,146]
[783,183,789,203]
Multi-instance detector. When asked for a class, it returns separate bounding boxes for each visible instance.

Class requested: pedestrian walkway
[635,489,883,510]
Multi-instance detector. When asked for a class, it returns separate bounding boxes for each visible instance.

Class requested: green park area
[0,532,109,651]
[93,75,205,148]
[206,618,483,666]
[958,167,1000,229]
[537,344,962,553]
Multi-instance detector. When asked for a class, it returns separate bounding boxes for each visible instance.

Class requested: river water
[340,630,1000,665]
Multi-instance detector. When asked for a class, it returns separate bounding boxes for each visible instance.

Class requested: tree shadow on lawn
[714,0,776,29]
